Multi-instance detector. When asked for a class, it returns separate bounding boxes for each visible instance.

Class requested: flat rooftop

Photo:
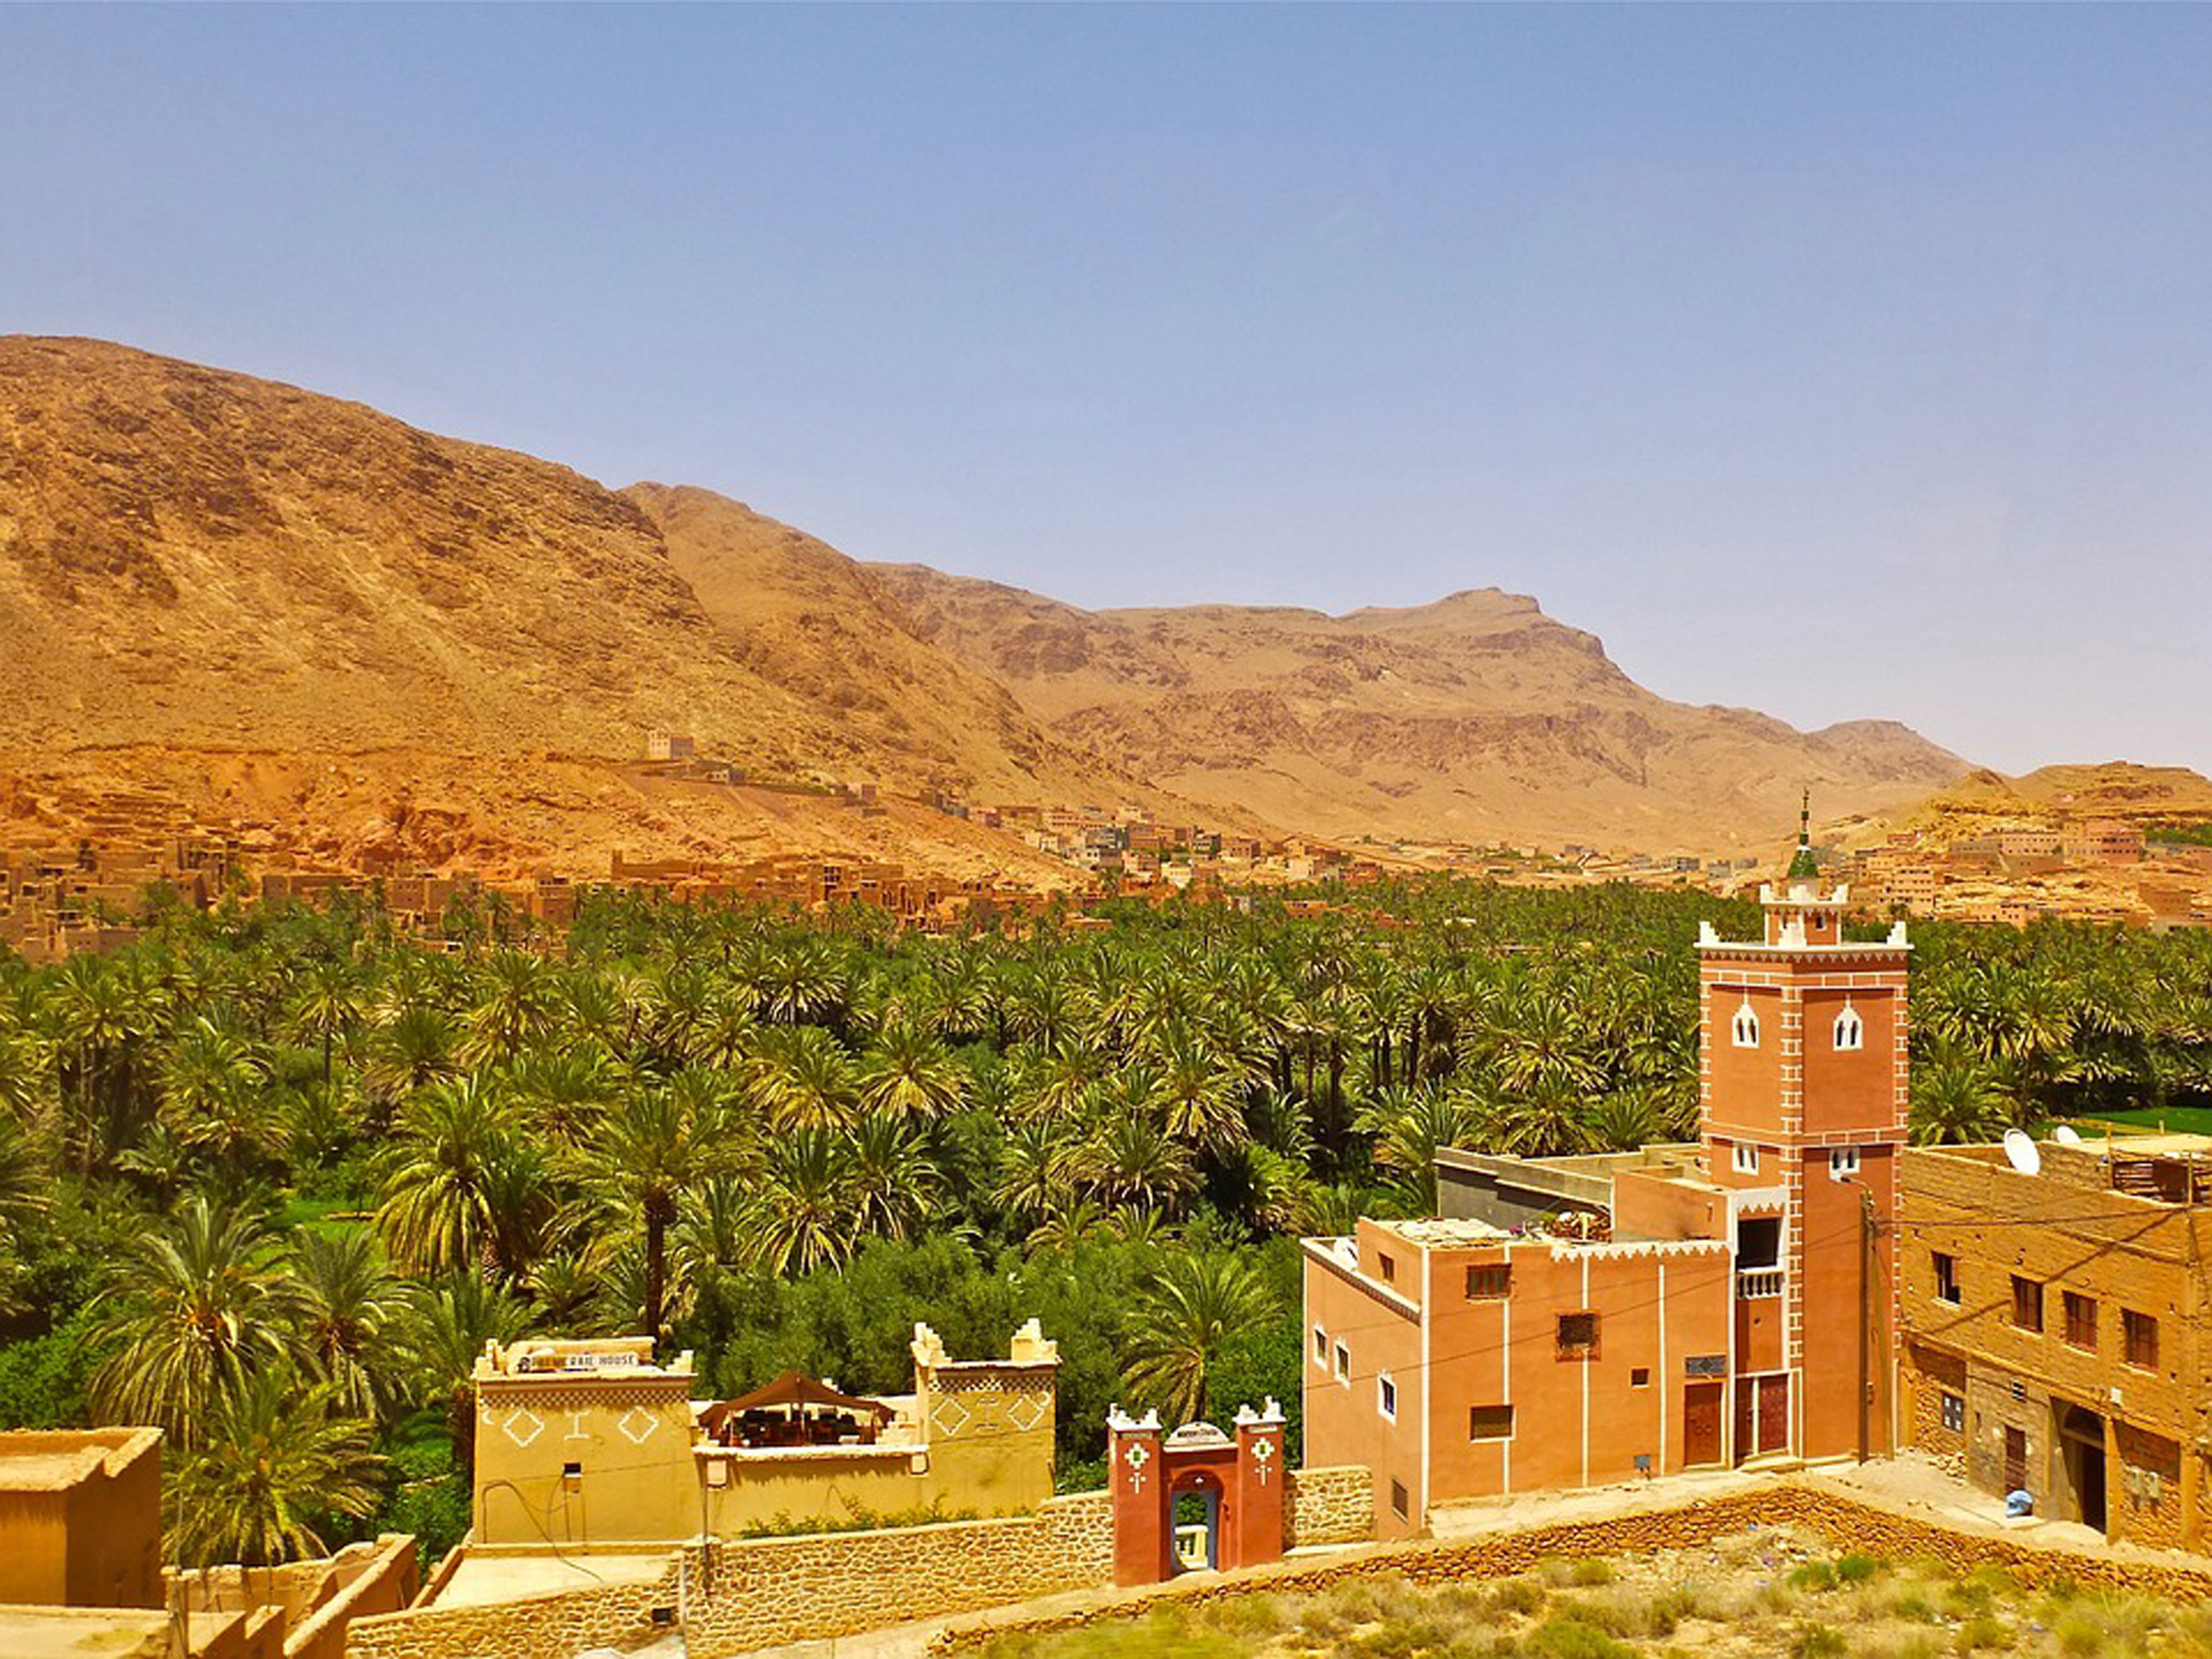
[1382,1217,1512,1247]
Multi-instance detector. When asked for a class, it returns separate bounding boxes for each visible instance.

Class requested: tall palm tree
[374,1074,546,1278]
[290,1228,410,1420]
[746,1127,854,1276]
[1121,1253,1278,1423]
[855,1023,966,1122]
[87,1197,303,1442]
[403,1274,533,1461]
[562,1072,729,1344]
[166,1366,383,1568]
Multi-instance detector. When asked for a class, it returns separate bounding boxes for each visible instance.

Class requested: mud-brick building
[1898,1133,2212,1549]
[1306,817,1911,1537]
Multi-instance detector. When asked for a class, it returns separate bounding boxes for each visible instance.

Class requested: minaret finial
[1787,789,1820,881]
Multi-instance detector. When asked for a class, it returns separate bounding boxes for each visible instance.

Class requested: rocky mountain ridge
[1,335,1972,870]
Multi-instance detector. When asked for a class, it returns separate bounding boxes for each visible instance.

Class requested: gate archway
[1107,1400,1287,1586]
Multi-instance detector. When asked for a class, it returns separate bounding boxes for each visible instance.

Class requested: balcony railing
[1736,1268,1785,1300]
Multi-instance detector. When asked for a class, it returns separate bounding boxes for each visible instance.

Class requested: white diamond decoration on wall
[502,1408,545,1448]
[932,1397,971,1436]
[619,1407,660,1445]
[1006,1395,1045,1433]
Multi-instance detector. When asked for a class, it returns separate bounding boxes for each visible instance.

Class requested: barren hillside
[869,566,1969,852]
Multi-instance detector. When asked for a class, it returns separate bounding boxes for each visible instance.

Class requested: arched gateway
[1107,1400,1286,1586]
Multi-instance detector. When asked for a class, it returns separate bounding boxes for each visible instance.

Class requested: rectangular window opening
[1940,1392,1965,1434]
[1465,1262,1512,1300]
[1334,1342,1350,1383]
[1469,1404,1515,1440]
[1630,1367,1650,1388]
[1378,1252,1396,1285]
[2125,1309,2161,1370]
[1934,1252,1960,1306]
[2011,1275,2044,1333]
[1557,1311,1599,1361]
[1378,1372,1397,1421]
[2063,1291,2098,1351]
[1313,1325,1327,1365]
[1389,1479,1409,1520]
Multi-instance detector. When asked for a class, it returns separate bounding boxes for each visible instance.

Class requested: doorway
[1684,1382,1725,1466]
[2003,1426,2029,1497]
[1171,1478,1221,1572]
[1734,1373,1790,1462]
[2058,1405,2107,1533]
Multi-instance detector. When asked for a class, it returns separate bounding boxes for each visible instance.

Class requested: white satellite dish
[2052,1125,2084,1147]
[2003,1128,2043,1176]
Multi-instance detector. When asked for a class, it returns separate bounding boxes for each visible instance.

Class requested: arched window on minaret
[1732,1000,1761,1048]
[1834,1003,1864,1052]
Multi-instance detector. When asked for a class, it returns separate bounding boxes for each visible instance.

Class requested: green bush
[1792,1627,1847,1659]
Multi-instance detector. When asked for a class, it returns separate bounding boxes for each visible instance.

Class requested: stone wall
[348,1468,1380,1659]
[348,1493,1116,1659]
[1286,1465,1374,1549]
[2116,1421,2190,1554]
[1904,1342,1967,1476]
[931,1484,2212,1655]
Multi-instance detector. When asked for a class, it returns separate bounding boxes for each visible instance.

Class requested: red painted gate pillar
[1232,1398,1287,1570]
[1107,1406,1167,1586]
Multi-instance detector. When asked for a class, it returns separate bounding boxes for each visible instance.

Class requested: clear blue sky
[5,4,2207,776]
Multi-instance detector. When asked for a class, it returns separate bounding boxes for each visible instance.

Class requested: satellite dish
[2003,1129,2043,1176]
[2052,1125,2084,1147]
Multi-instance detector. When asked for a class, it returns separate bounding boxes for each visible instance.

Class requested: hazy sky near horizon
[4,5,2208,777]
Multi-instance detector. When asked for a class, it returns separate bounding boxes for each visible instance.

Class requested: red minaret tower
[1699,795,1910,1465]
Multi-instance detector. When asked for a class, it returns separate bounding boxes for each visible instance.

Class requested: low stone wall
[931,1484,2212,1654]
[347,1468,1379,1659]
[348,1494,1116,1659]
[1286,1465,1374,1549]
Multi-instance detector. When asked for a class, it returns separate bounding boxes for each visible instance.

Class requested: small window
[1829,1146,1860,1180]
[1732,1001,1761,1047]
[2011,1274,2044,1333]
[1934,1252,1960,1305]
[2125,1309,2160,1370]
[1389,1478,1409,1520]
[1378,1372,1397,1421]
[2063,1291,2098,1351]
[1630,1367,1650,1388]
[1469,1404,1515,1440]
[1732,1143,1761,1176]
[1466,1262,1512,1300]
[1334,1342,1350,1382]
[1557,1311,1599,1361]
[1834,1006,1865,1051]
[1313,1325,1328,1366]
[1378,1252,1396,1285]
[1940,1392,1965,1433]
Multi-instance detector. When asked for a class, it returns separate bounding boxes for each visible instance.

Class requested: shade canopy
[703,1370,893,1431]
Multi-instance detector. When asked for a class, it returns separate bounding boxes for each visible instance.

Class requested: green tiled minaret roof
[1787,790,1821,880]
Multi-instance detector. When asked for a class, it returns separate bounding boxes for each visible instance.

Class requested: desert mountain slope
[0,336,836,769]
[870,565,1971,851]
[625,484,1158,808]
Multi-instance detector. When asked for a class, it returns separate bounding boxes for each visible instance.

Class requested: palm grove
[0,878,2207,1569]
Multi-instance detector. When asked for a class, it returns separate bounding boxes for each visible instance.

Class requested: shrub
[1524,1615,1631,1659]
[1836,1553,1883,1585]
[1952,1613,2012,1652]
[1793,1627,1847,1659]
[1789,1560,1839,1592]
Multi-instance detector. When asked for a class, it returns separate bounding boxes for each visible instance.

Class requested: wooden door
[2003,1427,2029,1494]
[1757,1374,1791,1457]
[1684,1382,1724,1466]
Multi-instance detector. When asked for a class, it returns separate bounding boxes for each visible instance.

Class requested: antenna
[2052,1125,2084,1147]
[2003,1128,2042,1176]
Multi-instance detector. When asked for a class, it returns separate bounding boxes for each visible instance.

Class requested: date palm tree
[1120,1253,1278,1423]
[375,1074,546,1279]
[855,1022,966,1121]
[562,1072,729,1344]
[291,1227,410,1421]
[166,1366,383,1569]
[87,1196,303,1442]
